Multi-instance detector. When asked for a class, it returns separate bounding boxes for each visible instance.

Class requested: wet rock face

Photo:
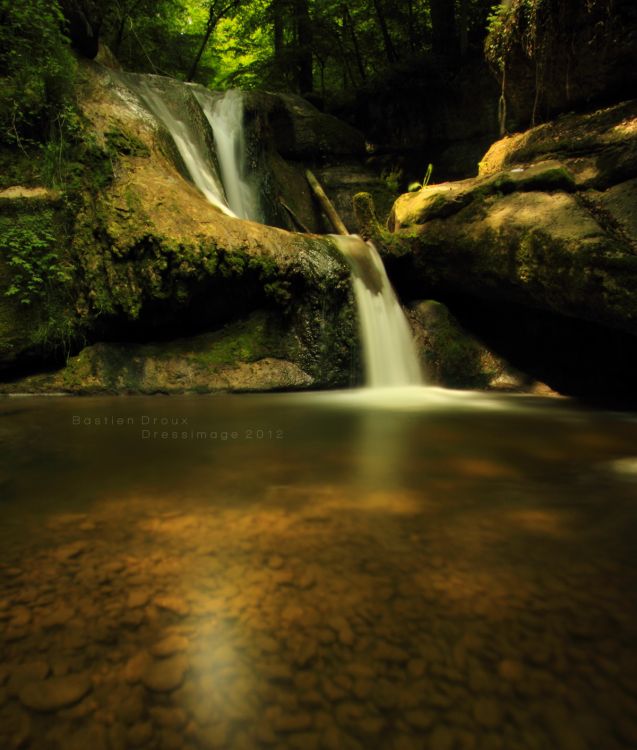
[387,99,637,402]
[0,61,362,392]
[489,0,637,129]
[407,300,545,393]
[241,90,395,233]
[244,92,366,161]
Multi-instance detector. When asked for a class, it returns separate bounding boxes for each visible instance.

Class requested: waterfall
[192,89,262,222]
[114,73,236,217]
[331,235,423,388]
[111,72,419,389]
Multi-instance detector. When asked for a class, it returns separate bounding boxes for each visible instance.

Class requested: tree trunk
[187,0,241,82]
[459,0,469,57]
[372,0,398,63]
[294,0,313,92]
[342,5,366,82]
[272,0,284,60]
[113,15,127,54]
[271,0,288,87]
[306,170,348,235]
[430,0,456,57]
[187,22,214,81]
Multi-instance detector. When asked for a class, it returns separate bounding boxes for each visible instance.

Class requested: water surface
[1,391,636,749]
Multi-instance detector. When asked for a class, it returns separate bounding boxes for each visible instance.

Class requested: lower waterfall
[331,235,423,388]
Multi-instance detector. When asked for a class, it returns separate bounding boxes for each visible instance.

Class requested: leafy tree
[0,0,76,145]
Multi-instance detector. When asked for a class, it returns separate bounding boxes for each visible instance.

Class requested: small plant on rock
[408,163,434,192]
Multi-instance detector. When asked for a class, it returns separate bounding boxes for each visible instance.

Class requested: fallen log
[305,169,349,235]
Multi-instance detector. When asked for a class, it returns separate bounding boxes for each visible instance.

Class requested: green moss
[487,164,576,194]
[105,127,150,158]
[416,301,498,389]
[190,312,287,367]
[219,250,247,278]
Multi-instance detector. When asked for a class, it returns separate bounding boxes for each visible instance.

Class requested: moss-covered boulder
[0,311,316,394]
[370,99,637,401]
[387,101,637,338]
[409,300,519,390]
[0,59,362,393]
[477,101,637,190]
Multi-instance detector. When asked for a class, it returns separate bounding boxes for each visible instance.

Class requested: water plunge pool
[1,391,636,750]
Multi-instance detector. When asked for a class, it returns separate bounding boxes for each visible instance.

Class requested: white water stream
[114,72,422,389]
[331,235,423,388]
[117,75,237,217]
[193,89,262,222]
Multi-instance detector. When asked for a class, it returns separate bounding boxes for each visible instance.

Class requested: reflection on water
[0,391,636,750]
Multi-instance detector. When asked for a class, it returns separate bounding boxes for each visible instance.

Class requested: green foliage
[485,0,547,70]
[99,0,495,100]
[104,128,150,157]
[0,212,71,305]
[408,163,434,192]
[0,0,76,145]
[381,167,403,193]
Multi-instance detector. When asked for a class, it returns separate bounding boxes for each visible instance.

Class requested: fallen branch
[305,170,349,235]
[278,197,312,234]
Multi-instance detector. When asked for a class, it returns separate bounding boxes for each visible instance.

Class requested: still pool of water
[1,389,636,750]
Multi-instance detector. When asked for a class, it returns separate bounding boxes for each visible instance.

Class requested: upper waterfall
[331,235,423,388]
[192,88,263,222]
[113,72,236,217]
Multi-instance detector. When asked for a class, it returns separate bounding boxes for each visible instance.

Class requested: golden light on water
[1,395,636,749]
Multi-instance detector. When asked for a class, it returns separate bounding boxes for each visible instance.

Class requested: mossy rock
[409,300,516,389]
[0,310,313,394]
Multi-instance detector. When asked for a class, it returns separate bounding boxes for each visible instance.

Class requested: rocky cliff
[0,59,364,394]
[1,52,636,401]
[369,99,637,403]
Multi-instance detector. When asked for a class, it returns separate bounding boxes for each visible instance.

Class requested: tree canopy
[1,0,498,147]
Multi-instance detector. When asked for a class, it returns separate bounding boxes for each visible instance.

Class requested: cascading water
[111,70,419,389]
[192,89,262,222]
[331,235,423,388]
[114,73,236,217]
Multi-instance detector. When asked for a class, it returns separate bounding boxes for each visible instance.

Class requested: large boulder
[240,90,395,233]
[377,99,637,402]
[0,60,362,393]
[0,312,315,394]
[408,300,551,393]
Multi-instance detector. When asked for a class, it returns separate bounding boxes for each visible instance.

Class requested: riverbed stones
[498,658,524,682]
[53,541,88,562]
[155,595,190,617]
[18,673,92,711]
[141,654,189,692]
[8,606,31,628]
[149,705,187,729]
[40,604,75,628]
[127,589,151,609]
[7,661,50,695]
[473,697,503,728]
[0,708,31,750]
[151,633,189,657]
[0,443,636,750]
[126,721,153,747]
